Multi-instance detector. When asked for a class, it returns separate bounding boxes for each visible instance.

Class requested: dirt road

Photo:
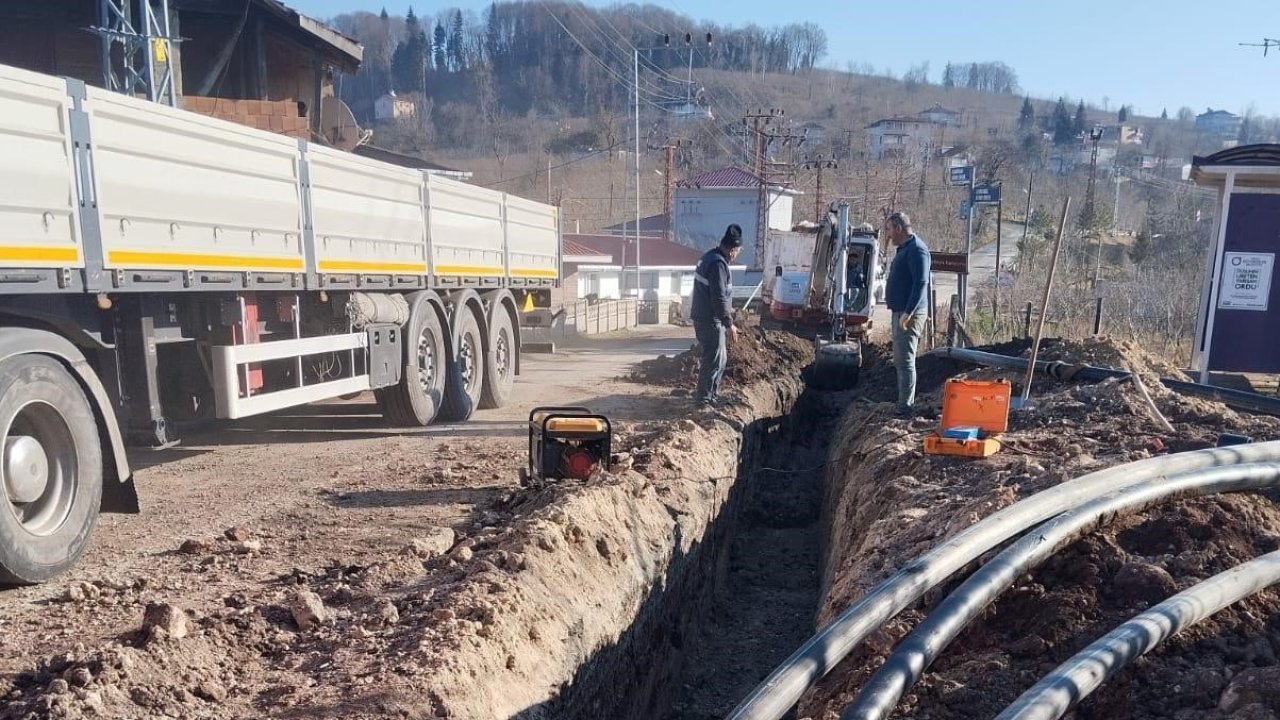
[0,325,692,692]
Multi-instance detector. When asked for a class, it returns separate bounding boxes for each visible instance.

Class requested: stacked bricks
[180,96,311,139]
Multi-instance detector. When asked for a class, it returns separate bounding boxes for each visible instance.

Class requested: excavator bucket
[805,341,862,391]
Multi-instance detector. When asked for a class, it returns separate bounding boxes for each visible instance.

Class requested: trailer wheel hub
[5,435,50,505]
[460,336,477,390]
[495,331,510,378]
[416,328,437,392]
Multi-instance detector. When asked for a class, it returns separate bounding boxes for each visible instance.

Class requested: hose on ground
[995,548,1280,720]
[840,462,1280,720]
[933,346,1280,418]
[724,441,1280,720]
[926,347,1132,382]
[1160,378,1280,418]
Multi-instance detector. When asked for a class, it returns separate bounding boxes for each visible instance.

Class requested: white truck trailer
[0,63,560,583]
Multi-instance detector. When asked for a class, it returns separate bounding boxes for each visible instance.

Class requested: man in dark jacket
[690,224,743,406]
[883,211,931,415]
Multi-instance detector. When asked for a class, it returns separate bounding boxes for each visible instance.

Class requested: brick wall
[180,96,310,139]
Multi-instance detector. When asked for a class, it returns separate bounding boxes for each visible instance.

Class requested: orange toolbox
[923,378,1011,458]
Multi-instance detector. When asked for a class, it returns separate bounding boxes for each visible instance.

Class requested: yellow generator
[526,407,612,482]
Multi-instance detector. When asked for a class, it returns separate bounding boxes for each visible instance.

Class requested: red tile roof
[563,233,703,267]
[562,238,607,257]
[676,166,763,189]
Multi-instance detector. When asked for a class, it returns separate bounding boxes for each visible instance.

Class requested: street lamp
[630,32,711,296]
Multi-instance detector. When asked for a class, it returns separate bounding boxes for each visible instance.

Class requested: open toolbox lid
[939,378,1012,435]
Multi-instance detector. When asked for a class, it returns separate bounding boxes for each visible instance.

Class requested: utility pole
[633,33,710,292]
[1021,165,1035,251]
[664,144,675,243]
[993,182,1003,319]
[633,48,641,297]
[744,108,787,268]
[802,154,837,223]
[1082,126,1104,290]
[960,168,974,320]
[1097,172,1124,288]
[1082,126,1104,227]
[648,137,689,244]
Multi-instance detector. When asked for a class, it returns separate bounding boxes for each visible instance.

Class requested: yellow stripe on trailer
[318,259,428,274]
[510,267,558,278]
[0,245,81,263]
[434,264,506,276]
[107,250,305,270]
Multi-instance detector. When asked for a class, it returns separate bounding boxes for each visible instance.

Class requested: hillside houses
[1196,109,1243,139]
[865,116,939,160]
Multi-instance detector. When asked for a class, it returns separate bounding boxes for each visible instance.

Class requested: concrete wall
[674,188,796,268]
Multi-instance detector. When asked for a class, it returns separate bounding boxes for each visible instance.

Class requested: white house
[672,166,801,269]
[559,234,706,304]
[374,92,415,122]
[865,117,940,160]
[919,103,962,127]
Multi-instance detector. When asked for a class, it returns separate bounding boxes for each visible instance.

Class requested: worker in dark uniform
[690,224,743,406]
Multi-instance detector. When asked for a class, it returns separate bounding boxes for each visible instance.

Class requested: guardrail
[552,299,640,338]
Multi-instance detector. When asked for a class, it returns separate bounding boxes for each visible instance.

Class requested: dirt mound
[803,335,1280,720]
[630,320,814,390]
[2,330,814,720]
[1037,335,1189,380]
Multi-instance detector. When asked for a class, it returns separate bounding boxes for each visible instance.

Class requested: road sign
[972,183,1002,205]
[948,166,973,185]
[932,252,969,275]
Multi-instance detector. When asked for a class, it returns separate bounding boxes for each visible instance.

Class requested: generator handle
[528,405,593,424]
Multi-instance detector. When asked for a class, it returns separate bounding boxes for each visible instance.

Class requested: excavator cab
[843,228,879,321]
[806,204,872,391]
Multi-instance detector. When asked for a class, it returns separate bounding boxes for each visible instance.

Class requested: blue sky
[289,0,1279,117]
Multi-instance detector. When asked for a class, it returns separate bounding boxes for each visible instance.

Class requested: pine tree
[1052,97,1073,145]
[483,2,499,64]
[1160,108,1168,121]
[1018,96,1035,131]
[1072,99,1088,137]
[1117,105,1129,123]
[391,8,427,93]
[1238,116,1252,145]
[448,10,465,72]
[941,62,955,88]
[380,7,388,21]
[1128,225,1154,265]
[433,21,448,72]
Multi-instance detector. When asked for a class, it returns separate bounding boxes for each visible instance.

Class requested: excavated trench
[539,388,848,720]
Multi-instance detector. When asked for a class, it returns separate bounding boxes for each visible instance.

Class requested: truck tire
[0,354,104,585]
[377,296,448,426]
[439,307,485,422]
[479,308,515,409]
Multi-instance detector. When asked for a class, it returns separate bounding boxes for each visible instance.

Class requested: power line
[555,2,691,103]
[538,4,688,106]
[479,144,621,187]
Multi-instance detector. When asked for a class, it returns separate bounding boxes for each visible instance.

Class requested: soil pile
[803,336,1280,720]
[630,320,814,390]
[3,331,814,720]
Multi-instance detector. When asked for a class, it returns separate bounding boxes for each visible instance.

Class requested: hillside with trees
[322,2,1274,361]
